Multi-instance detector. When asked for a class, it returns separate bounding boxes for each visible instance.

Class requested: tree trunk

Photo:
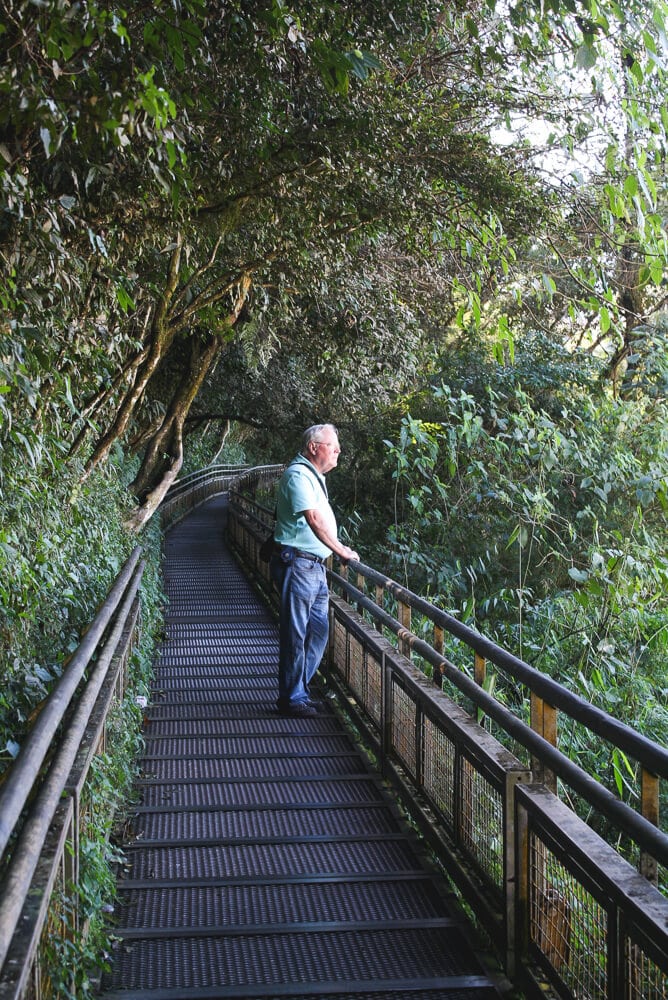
[68,343,149,459]
[127,412,166,453]
[82,235,184,477]
[125,273,252,531]
[210,419,231,463]
[605,241,643,397]
[124,335,220,530]
[131,334,220,498]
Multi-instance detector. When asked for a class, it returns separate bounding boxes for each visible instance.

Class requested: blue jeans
[270,551,329,707]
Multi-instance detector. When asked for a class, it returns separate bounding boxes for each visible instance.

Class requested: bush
[0,450,164,770]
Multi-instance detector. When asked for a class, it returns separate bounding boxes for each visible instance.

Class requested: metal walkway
[99,497,501,1000]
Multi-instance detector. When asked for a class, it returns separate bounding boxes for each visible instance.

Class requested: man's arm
[303,508,359,564]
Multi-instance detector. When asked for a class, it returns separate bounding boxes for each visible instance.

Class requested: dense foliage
[379,345,668,742]
[0,0,666,963]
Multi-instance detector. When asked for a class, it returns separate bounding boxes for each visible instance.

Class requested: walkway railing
[0,549,145,1000]
[2,462,665,1000]
[227,470,668,1000]
[159,463,282,529]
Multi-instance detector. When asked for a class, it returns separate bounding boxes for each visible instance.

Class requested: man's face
[310,432,341,474]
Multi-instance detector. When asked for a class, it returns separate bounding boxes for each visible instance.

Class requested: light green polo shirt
[274,455,336,559]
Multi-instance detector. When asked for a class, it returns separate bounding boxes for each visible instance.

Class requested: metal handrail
[226,480,666,857]
[349,562,668,780]
[163,463,250,501]
[331,566,668,865]
[0,547,145,988]
[225,480,668,998]
[0,547,142,858]
[159,463,283,531]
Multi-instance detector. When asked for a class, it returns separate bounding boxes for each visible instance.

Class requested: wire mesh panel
[32,804,74,1000]
[626,940,668,1000]
[460,755,505,892]
[349,631,366,706]
[330,606,386,730]
[331,615,349,685]
[391,679,417,777]
[517,784,668,1000]
[422,715,456,828]
[528,831,608,998]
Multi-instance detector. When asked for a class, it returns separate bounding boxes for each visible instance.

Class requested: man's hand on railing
[339,545,359,565]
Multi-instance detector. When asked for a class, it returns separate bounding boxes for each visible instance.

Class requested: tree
[2,0,667,526]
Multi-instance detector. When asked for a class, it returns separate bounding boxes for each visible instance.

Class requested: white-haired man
[270,424,359,717]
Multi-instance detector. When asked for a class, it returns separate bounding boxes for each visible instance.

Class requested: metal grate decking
[99,497,501,1000]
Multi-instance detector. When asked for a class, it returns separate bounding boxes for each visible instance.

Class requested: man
[270,424,359,718]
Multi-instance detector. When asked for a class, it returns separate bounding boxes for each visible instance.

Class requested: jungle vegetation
[0,0,666,924]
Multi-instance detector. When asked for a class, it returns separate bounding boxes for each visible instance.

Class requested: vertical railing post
[375,584,384,633]
[530,693,557,794]
[528,695,560,986]
[514,789,530,979]
[340,562,349,601]
[503,770,531,978]
[640,768,659,885]
[415,703,424,790]
[433,624,444,688]
[326,603,335,677]
[474,651,487,726]
[356,570,365,614]
[398,599,411,659]
[381,652,392,778]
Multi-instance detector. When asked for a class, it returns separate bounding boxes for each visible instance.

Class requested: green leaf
[612,748,623,796]
[541,273,556,296]
[575,42,597,69]
[649,257,664,284]
[115,284,136,313]
[623,174,638,198]
[599,306,610,333]
[344,49,382,82]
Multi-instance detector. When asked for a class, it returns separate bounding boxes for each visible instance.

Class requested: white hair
[301,423,338,450]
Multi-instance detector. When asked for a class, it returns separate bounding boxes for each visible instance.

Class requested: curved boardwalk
[99,496,501,1000]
